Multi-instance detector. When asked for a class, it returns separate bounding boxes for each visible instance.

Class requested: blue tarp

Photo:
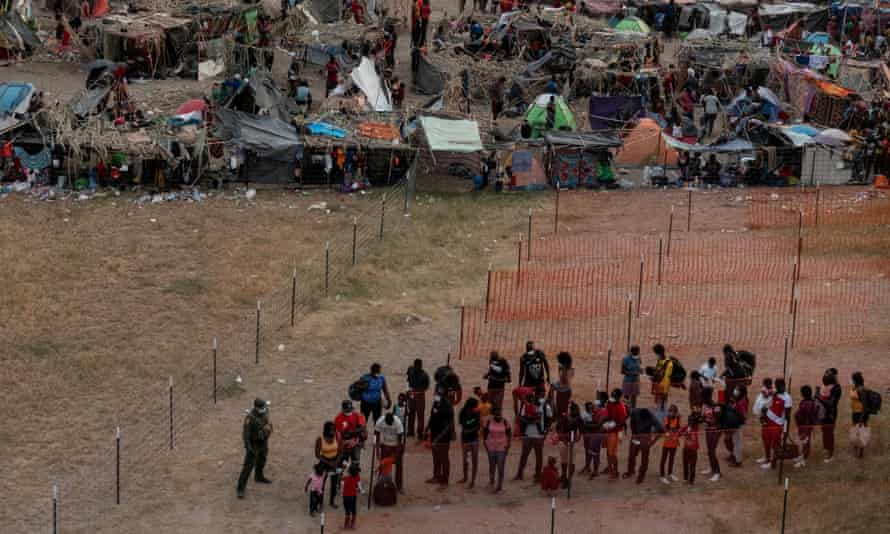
[306,122,346,138]
[0,83,31,114]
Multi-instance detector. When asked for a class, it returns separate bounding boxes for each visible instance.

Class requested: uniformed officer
[237,398,274,498]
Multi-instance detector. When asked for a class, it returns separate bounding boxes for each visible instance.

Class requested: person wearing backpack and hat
[723,384,748,467]
[236,398,274,498]
[816,368,842,462]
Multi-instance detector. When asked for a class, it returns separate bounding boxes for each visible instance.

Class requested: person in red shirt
[679,414,700,485]
[418,0,431,47]
[540,456,560,495]
[341,463,361,530]
[603,388,627,481]
[334,400,366,464]
[350,0,365,23]
[325,55,340,98]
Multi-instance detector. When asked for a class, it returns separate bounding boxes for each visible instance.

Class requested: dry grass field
[2,185,888,533]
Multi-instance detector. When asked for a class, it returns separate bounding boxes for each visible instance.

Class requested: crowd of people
[233,341,880,530]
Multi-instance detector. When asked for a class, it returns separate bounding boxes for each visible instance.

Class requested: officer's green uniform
[236,404,273,496]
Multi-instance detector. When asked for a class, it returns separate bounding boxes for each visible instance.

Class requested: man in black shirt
[406,359,430,439]
[484,351,511,415]
[519,341,550,388]
[426,394,455,486]
[623,408,664,484]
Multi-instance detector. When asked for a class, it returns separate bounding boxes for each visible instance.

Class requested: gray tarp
[73,86,112,117]
[227,69,297,123]
[415,55,445,95]
[308,0,340,23]
[0,11,41,50]
[215,108,300,161]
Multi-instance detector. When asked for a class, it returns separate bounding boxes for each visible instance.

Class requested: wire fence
[24,173,415,533]
[748,189,890,228]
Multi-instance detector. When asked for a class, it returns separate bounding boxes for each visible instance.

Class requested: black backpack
[863,389,882,415]
[348,378,369,401]
[669,357,687,384]
[736,350,757,375]
[720,405,744,429]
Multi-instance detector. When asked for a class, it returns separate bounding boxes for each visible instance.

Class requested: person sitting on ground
[703,154,721,185]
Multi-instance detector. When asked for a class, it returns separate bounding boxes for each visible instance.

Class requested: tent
[525,94,576,139]
[0,10,40,59]
[416,116,483,176]
[415,54,445,96]
[350,57,392,112]
[614,16,651,34]
[215,108,301,184]
[0,82,34,134]
[545,132,623,188]
[508,147,549,190]
[588,95,644,131]
[615,118,678,166]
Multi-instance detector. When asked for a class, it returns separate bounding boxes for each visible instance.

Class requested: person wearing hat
[237,398,274,498]
[335,400,367,465]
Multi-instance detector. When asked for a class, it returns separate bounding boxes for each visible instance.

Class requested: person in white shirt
[762,26,774,48]
[375,412,405,489]
[700,89,722,139]
[699,357,720,392]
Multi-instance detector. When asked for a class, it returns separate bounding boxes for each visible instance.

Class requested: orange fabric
[358,122,400,141]
[814,80,852,98]
[874,175,889,189]
[92,0,109,16]
[615,118,678,166]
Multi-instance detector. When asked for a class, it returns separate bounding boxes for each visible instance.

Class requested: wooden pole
[212,338,218,404]
[657,238,663,286]
[527,208,532,260]
[686,189,692,232]
[625,293,633,351]
[290,269,297,327]
[782,337,789,379]
[789,259,797,314]
[790,295,799,349]
[168,376,174,450]
[554,182,560,234]
[550,497,556,534]
[324,241,330,297]
[516,234,522,287]
[115,427,121,505]
[458,305,465,360]
[605,341,613,393]
[52,484,58,534]
[367,433,377,510]
[814,185,821,227]
[255,300,261,365]
[352,217,358,265]
[636,254,644,318]
[379,194,386,240]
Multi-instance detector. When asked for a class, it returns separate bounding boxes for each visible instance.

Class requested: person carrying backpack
[360,363,392,425]
[793,385,821,468]
[850,371,879,459]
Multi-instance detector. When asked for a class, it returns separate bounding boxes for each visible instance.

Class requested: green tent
[525,94,577,139]
[614,16,651,34]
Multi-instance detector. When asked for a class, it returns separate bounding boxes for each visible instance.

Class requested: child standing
[305,463,326,516]
[341,464,362,530]
[580,396,605,477]
[794,385,821,468]
[540,456,560,496]
[660,404,682,484]
[680,415,700,485]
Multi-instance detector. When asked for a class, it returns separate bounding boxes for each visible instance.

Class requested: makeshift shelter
[525,94,576,139]
[215,108,300,184]
[588,95,644,131]
[0,81,35,135]
[415,115,483,176]
[414,54,445,95]
[99,14,192,78]
[769,58,855,126]
[351,57,392,112]
[0,10,40,60]
[505,143,549,190]
[225,69,297,123]
[614,16,651,34]
[545,132,623,188]
[615,118,679,166]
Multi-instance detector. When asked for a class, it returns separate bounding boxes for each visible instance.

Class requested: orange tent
[615,118,678,166]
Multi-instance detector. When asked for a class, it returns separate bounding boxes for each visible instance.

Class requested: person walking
[375,412,404,490]
[515,387,552,482]
[406,359,430,440]
[418,0,431,46]
[325,55,340,98]
[490,77,506,121]
[484,351,511,415]
[660,404,682,484]
[236,398,274,498]
[458,397,482,488]
[483,407,511,492]
[817,368,842,462]
[623,407,664,484]
[603,388,628,481]
[341,463,361,530]
[621,345,643,409]
[360,363,392,425]
[700,89,722,139]
[315,421,343,508]
[426,391,455,485]
[335,400,367,465]
[688,370,704,415]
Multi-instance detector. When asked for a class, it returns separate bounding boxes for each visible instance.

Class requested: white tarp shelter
[419,116,483,152]
[350,57,392,112]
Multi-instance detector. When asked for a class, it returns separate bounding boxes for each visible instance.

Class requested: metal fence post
[379,194,386,240]
[636,254,644,318]
[516,234,522,286]
[116,427,121,505]
[527,208,532,260]
[212,338,218,404]
[168,376,174,450]
[781,478,790,534]
[554,183,560,234]
[352,217,358,265]
[324,241,330,297]
[52,484,58,534]
[667,205,674,256]
[290,269,297,327]
[657,238,663,286]
[255,300,261,365]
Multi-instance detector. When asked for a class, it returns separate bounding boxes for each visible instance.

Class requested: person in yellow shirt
[652,344,673,413]
[850,371,870,459]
